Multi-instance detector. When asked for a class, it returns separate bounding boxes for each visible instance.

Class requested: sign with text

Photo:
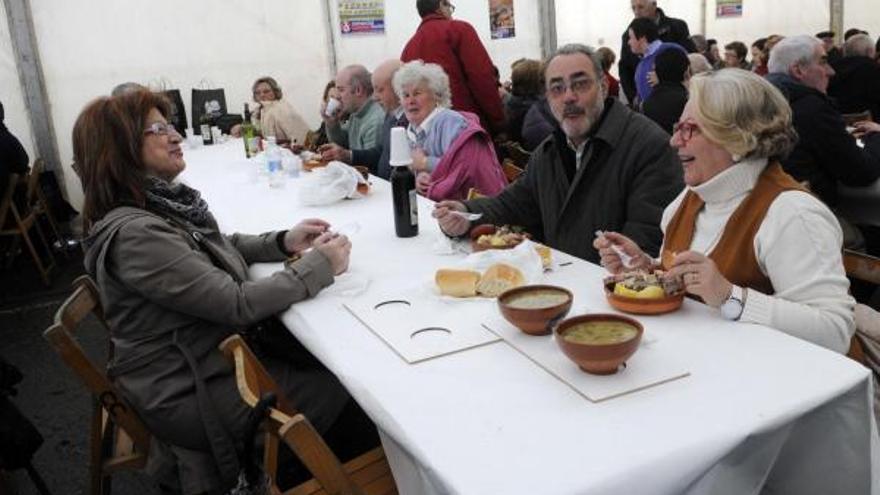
[339,0,385,35]
[716,0,743,18]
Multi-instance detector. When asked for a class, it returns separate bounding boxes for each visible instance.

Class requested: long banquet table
[180,139,879,495]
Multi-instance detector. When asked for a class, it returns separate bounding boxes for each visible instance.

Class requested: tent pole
[539,0,557,59]
[2,0,63,178]
[829,0,843,45]
[322,0,339,78]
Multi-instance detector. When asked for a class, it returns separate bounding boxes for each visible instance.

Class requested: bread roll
[435,269,481,297]
[476,263,525,297]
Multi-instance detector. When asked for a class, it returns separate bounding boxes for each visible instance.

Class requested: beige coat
[83,205,348,494]
[255,99,310,144]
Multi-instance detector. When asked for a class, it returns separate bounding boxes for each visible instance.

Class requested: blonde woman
[595,69,854,353]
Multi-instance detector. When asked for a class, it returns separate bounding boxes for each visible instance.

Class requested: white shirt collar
[691,156,768,204]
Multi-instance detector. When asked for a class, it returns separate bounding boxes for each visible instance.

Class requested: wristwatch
[721,285,745,321]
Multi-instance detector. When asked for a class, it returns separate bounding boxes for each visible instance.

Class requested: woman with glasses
[75,90,359,492]
[393,60,507,200]
[595,69,855,353]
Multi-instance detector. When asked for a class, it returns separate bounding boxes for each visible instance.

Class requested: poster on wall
[339,1,385,35]
[490,0,515,39]
[716,0,743,18]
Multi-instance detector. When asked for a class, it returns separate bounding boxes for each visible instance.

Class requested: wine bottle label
[408,189,418,226]
[201,124,211,140]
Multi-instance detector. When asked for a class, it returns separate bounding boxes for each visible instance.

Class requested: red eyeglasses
[672,120,701,143]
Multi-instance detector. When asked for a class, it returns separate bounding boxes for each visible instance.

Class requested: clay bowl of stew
[497,285,573,336]
[555,313,643,375]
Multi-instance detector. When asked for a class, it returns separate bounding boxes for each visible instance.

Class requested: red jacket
[402,14,506,135]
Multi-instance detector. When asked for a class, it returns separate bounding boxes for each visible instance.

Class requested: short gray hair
[345,65,374,96]
[392,60,452,108]
[768,35,820,75]
[542,44,606,91]
[688,53,713,74]
[844,33,875,58]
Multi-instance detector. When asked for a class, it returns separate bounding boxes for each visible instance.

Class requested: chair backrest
[843,249,880,286]
[842,110,873,127]
[0,172,20,226]
[25,159,44,205]
[500,141,531,169]
[501,159,524,184]
[43,276,152,452]
[219,335,362,495]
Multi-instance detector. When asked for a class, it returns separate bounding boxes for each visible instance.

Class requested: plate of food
[470,224,530,252]
[603,270,684,315]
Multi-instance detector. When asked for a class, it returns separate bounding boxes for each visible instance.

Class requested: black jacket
[619,8,695,103]
[505,94,540,146]
[0,102,30,205]
[642,82,688,135]
[827,56,880,121]
[766,72,880,206]
[464,98,683,263]
[520,97,557,151]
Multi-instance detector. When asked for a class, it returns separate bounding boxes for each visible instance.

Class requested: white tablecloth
[180,139,879,495]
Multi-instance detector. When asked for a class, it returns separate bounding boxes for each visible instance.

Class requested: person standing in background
[402,0,507,137]
[597,47,621,98]
[0,101,30,218]
[619,0,695,105]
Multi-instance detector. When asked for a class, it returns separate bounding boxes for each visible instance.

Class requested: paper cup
[325,97,341,117]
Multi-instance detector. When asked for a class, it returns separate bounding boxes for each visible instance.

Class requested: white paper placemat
[344,291,502,364]
[483,316,690,402]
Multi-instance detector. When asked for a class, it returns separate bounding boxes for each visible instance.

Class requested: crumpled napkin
[298,161,366,205]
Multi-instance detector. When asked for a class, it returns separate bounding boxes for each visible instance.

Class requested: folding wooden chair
[219,335,398,495]
[842,249,880,363]
[25,159,67,256]
[43,276,151,495]
[0,168,55,285]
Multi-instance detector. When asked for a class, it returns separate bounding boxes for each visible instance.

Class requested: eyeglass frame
[672,119,701,144]
[143,122,178,137]
[546,75,598,98]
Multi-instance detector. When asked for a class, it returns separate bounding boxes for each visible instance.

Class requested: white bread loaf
[435,269,481,297]
[476,263,525,297]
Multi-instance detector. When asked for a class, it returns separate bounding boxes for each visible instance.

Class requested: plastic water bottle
[266,137,284,188]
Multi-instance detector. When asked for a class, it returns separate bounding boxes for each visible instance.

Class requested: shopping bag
[191,87,228,135]
[162,89,188,137]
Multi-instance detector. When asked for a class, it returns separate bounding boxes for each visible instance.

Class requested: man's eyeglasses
[672,120,701,142]
[547,77,596,97]
[144,122,177,136]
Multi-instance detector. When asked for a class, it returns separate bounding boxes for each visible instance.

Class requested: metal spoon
[595,230,634,269]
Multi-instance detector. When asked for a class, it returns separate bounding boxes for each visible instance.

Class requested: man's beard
[559,98,605,142]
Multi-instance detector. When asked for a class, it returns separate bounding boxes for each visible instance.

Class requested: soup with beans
[563,322,638,345]
[505,290,570,309]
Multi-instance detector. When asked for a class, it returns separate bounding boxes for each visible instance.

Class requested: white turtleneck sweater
[660,157,855,353]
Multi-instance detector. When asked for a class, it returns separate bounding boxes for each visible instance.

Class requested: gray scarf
[144,176,210,227]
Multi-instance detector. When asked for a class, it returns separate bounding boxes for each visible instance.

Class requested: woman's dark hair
[73,89,171,226]
[725,41,748,61]
[655,48,689,84]
[252,76,283,101]
[322,80,336,102]
[596,47,617,71]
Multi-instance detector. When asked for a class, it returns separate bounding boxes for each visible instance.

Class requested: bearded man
[433,44,683,263]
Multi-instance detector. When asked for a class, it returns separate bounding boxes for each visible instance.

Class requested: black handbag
[191,87,228,135]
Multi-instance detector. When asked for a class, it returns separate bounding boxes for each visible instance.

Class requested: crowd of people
[1,0,871,492]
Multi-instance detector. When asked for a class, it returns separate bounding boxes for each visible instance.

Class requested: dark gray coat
[83,206,348,494]
[465,98,683,263]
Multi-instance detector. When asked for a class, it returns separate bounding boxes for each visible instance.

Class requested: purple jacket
[426,112,507,201]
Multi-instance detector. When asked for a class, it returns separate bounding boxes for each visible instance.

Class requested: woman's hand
[592,231,651,274]
[284,218,330,254]
[313,232,352,275]
[415,171,431,196]
[432,200,470,236]
[411,148,429,172]
[667,251,732,307]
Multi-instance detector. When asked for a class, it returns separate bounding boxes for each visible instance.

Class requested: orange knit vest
[660,162,807,295]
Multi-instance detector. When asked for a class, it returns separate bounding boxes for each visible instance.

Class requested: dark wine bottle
[390,165,418,237]
[200,112,213,146]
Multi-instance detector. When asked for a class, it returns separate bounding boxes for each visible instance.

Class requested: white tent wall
[555,0,700,63]
[0,4,37,169]
[705,0,831,48]
[844,3,880,38]
[25,0,333,209]
[329,0,544,84]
